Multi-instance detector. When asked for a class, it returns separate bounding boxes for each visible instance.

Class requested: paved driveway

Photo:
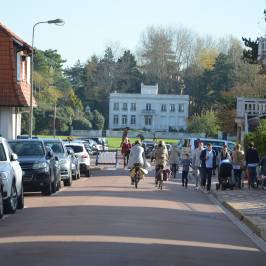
[0,169,265,265]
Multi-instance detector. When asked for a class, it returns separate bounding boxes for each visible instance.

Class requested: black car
[9,139,60,195]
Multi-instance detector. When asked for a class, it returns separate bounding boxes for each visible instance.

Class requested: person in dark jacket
[245,142,259,188]
[200,143,217,192]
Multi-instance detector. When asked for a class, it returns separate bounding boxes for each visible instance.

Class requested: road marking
[209,194,266,254]
[0,235,260,252]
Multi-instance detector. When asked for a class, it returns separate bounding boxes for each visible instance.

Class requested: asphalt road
[0,169,265,266]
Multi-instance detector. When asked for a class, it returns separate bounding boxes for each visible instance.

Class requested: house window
[161,104,166,112]
[113,103,119,111]
[131,115,136,125]
[131,103,136,111]
[113,115,119,125]
[26,56,31,84]
[145,115,152,125]
[146,103,151,111]
[122,115,127,125]
[178,104,184,112]
[122,103,128,111]
[16,53,21,81]
[170,104,175,112]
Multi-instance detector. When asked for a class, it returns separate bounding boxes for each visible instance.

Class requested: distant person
[246,142,259,188]
[192,141,204,189]
[169,144,180,179]
[121,127,129,144]
[121,138,132,168]
[200,143,217,192]
[154,140,169,186]
[181,154,191,188]
[232,144,245,189]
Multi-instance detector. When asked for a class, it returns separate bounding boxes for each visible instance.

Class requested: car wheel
[64,175,72,186]
[52,179,57,194]
[0,187,4,219]
[42,181,52,196]
[17,185,24,209]
[4,182,18,214]
[86,169,91,177]
[56,178,61,191]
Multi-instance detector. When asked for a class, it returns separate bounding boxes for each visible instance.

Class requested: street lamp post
[29,19,65,138]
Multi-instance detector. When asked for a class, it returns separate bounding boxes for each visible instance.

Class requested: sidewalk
[212,188,266,242]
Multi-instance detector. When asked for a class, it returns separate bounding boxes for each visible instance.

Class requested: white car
[0,137,23,214]
[65,142,91,177]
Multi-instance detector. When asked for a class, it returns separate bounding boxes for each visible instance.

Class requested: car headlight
[0,172,8,181]
[33,162,48,169]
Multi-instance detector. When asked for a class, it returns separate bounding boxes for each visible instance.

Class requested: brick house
[0,22,33,139]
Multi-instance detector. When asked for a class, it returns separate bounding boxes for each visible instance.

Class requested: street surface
[0,169,265,266]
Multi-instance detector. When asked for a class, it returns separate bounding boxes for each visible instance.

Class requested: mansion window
[122,115,127,125]
[178,104,184,112]
[122,103,128,111]
[170,104,175,112]
[131,115,136,125]
[113,102,119,111]
[131,103,136,111]
[145,115,152,125]
[146,103,151,111]
[161,104,167,112]
[113,115,119,125]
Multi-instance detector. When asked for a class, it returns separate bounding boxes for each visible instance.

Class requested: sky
[1,0,266,66]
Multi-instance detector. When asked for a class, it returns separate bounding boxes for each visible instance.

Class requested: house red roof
[0,21,35,107]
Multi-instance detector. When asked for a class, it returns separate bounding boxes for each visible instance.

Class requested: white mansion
[109,83,189,131]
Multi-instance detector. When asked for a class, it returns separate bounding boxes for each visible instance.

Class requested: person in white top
[192,141,204,189]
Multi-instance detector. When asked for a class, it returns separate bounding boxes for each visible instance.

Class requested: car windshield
[0,143,7,161]
[44,141,64,154]
[65,145,83,153]
[9,141,45,156]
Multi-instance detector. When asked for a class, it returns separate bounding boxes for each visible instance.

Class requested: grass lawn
[107,137,178,149]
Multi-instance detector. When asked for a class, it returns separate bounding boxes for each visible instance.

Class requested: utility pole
[53,104,57,138]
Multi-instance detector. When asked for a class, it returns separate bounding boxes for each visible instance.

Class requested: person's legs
[206,168,212,191]
[172,164,177,178]
[195,168,200,187]
[248,167,257,188]
[182,171,185,186]
[123,154,126,168]
[234,169,242,188]
[183,171,188,188]
[201,168,207,189]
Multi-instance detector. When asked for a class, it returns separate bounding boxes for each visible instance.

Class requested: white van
[179,138,236,152]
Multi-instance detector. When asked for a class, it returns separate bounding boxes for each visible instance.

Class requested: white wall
[0,107,21,140]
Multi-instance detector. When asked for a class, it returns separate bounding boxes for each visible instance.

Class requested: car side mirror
[11,153,18,161]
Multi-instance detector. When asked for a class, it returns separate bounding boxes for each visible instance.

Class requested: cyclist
[127,140,148,184]
[154,140,169,187]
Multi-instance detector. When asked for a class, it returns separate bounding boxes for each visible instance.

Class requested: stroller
[216,160,234,190]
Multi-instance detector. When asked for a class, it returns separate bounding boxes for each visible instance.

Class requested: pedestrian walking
[121,137,132,168]
[154,140,168,186]
[181,154,191,188]
[200,143,217,192]
[169,144,180,179]
[218,145,231,162]
[232,144,245,189]
[192,141,204,189]
[245,142,259,188]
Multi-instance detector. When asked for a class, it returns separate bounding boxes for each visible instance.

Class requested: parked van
[179,138,236,152]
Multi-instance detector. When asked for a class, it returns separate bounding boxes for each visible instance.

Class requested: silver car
[0,137,23,214]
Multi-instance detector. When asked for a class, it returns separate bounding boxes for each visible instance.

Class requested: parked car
[0,178,3,218]
[43,139,72,187]
[90,137,109,151]
[65,146,80,180]
[142,141,155,158]
[0,137,24,214]
[72,139,94,155]
[65,142,91,177]
[9,139,59,195]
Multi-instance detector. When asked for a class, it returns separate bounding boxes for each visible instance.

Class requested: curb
[212,192,266,242]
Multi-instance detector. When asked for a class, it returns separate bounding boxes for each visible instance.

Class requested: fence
[95,149,119,167]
